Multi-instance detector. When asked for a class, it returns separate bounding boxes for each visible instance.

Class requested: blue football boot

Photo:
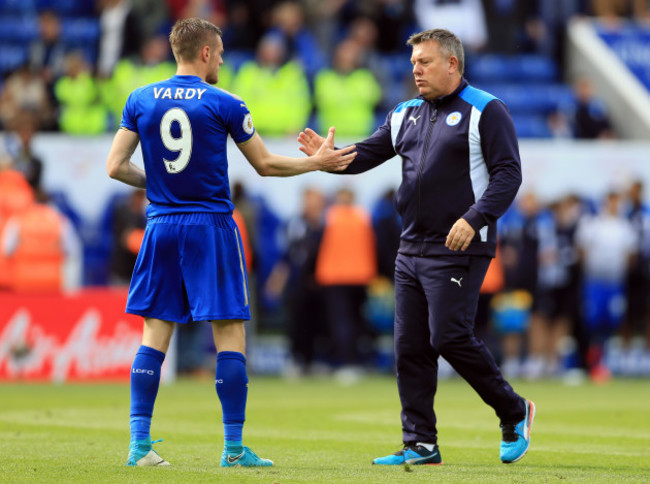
[220,446,273,467]
[500,399,536,463]
[373,443,442,465]
[126,437,169,466]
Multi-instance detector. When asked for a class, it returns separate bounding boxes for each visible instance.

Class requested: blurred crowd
[2,0,650,382]
[2,149,650,383]
[1,0,647,141]
[176,179,650,383]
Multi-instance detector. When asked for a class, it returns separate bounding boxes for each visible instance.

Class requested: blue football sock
[130,345,165,442]
[215,351,248,452]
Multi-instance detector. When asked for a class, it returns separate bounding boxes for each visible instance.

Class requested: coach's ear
[447,55,459,75]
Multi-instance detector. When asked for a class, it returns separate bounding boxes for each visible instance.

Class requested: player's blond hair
[407,29,464,76]
[169,17,222,63]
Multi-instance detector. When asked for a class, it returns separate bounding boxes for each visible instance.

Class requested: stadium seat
[515,55,558,83]
[377,53,412,83]
[0,15,39,43]
[0,0,36,14]
[511,114,552,138]
[0,45,28,74]
[467,54,509,83]
[467,54,558,84]
[36,0,95,16]
[476,83,575,115]
[60,17,100,45]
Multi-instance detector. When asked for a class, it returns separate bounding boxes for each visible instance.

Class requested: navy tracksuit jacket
[341,78,526,444]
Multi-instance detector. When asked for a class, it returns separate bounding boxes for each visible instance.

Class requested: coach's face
[206,34,224,85]
[411,40,458,100]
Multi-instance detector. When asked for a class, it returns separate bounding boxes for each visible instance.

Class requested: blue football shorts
[126,212,251,323]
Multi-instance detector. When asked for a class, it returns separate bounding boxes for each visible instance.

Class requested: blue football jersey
[120,75,255,217]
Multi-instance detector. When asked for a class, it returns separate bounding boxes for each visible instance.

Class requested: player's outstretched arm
[297,128,326,157]
[106,128,146,188]
[238,127,356,177]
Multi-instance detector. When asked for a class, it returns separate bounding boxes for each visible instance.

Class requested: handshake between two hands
[297,127,356,173]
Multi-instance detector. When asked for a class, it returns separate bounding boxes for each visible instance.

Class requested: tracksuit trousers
[394,253,526,444]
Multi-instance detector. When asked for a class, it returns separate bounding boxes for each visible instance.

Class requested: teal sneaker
[500,399,536,463]
[372,444,442,465]
[126,437,170,467]
[220,446,273,467]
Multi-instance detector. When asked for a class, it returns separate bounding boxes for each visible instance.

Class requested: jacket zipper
[418,105,437,256]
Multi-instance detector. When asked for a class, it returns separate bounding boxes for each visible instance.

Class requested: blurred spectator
[0,111,43,190]
[131,0,171,39]
[346,16,380,63]
[0,65,55,131]
[549,194,590,377]
[109,189,146,285]
[314,39,381,137]
[233,34,311,136]
[482,0,571,56]
[315,187,377,382]
[344,15,408,113]
[97,0,144,78]
[483,0,526,54]
[529,197,587,378]
[620,180,650,374]
[138,35,176,85]
[547,110,573,139]
[54,52,108,135]
[369,0,414,54]
[266,187,328,378]
[576,191,637,382]
[232,207,254,273]
[230,181,261,328]
[29,10,67,88]
[371,188,401,280]
[302,0,348,56]
[537,0,591,66]
[499,193,542,378]
[591,0,649,20]
[167,0,227,26]
[490,286,533,378]
[475,246,505,358]
[231,181,259,269]
[221,2,262,51]
[1,189,82,293]
[365,188,400,342]
[265,1,326,80]
[572,76,614,139]
[413,0,487,52]
[101,35,176,128]
[0,165,35,290]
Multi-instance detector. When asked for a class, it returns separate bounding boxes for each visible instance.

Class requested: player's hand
[445,218,475,252]
[313,127,357,172]
[298,128,326,156]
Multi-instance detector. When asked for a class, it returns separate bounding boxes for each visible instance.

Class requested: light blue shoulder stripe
[459,86,497,113]
[394,98,424,113]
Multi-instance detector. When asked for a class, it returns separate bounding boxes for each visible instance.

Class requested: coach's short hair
[169,17,222,63]
[407,29,464,76]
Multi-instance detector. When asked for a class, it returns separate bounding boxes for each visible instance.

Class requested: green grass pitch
[1,376,649,483]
